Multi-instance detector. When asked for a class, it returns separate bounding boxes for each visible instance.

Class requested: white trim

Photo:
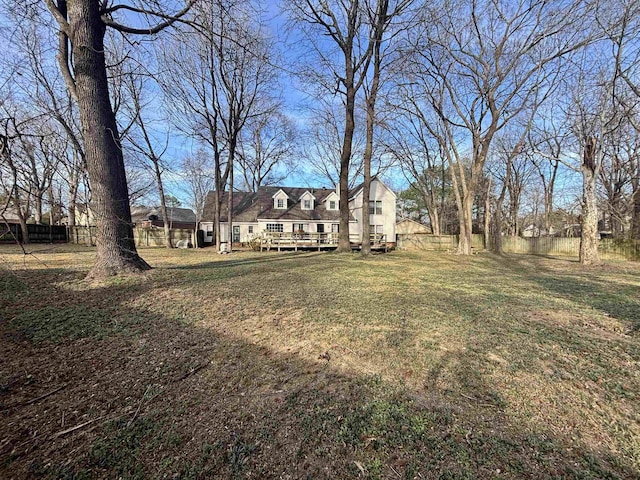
[299,190,316,201]
[271,189,290,199]
[324,191,340,210]
[300,191,315,210]
[349,177,397,200]
[256,217,357,223]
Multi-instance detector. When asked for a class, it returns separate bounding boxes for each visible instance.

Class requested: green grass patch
[0,269,29,301]
[1,246,639,478]
[12,305,139,343]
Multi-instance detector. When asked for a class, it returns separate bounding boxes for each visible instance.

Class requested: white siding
[349,179,396,243]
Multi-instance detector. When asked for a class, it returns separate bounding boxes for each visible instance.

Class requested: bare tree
[598,119,638,237]
[385,99,448,235]
[486,131,530,253]
[237,110,295,192]
[24,30,87,228]
[361,0,413,255]
[0,110,37,243]
[39,0,195,277]
[406,0,591,254]
[163,0,275,250]
[121,72,175,248]
[534,55,619,264]
[528,114,566,237]
[287,0,380,252]
[301,99,365,188]
[601,0,640,238]
[181,151,214,248]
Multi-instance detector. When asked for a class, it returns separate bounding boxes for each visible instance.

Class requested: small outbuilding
[396,218,431,235]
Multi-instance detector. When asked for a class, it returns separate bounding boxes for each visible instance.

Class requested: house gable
[349,177,397,201]
[299,191,316,210]
[272,189,290,209]
[323,191,339,211]
[396,218,431,234]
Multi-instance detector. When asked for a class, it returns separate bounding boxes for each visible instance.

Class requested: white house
[200,177,396,246]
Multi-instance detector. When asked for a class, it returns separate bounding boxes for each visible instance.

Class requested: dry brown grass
[1,244,639,479]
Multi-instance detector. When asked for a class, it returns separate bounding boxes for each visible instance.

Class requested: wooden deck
[259,232,389,252]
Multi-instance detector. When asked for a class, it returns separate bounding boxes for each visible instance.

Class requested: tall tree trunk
[491,172,509,255]
[67,0,150,277]
[227,154,234,251]
[12,188,29,244]
[361,111,373,256]
[153,163,172,249]
[34,195,43,224]
[68,171,78,227]
[484,177,491,250]
[428,205,441,236]
[214,189,221,250]
[6,158,30,244]
[337,81,355,253]
[458,195,473,255]
[14,193,30,244]
[48,184,56,226]
[360,0,388,256]
[632,183,640,239]
[457,189,475,255]
[579,137,600,265]
[17,215,29,244]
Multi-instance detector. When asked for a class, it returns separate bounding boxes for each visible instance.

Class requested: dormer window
[272,189,289,209]
[300,191,316,210]
[325,192,339,210]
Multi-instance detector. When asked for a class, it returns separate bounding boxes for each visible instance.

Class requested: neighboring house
[396,218,431,235]
[200,177,396,245]
[521,224,558,238]
[131,206,197,230]
[71,203,96,227]
[0,207,23,224]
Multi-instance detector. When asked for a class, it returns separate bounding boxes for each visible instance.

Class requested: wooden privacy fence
[1,223,67,243]
[498,236,579,256]
[397,233,640,261]
[67,226,195,247]
[397,233,485,251]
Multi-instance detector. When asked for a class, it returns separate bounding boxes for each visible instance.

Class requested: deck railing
[260,232,387,251]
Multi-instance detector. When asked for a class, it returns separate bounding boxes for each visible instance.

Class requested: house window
[329,200,337,210]
[331,224,339,233]
[303,199,311,209]
[369,200,382,215]
[277,198,285,209]
[266,223,283,232]
[375,225,384,234]
[248,226,254,234]
[294,223,305,232]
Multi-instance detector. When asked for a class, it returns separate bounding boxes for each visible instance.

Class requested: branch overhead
[100,0,197,35]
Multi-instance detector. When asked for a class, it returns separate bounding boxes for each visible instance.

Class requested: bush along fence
[67,226,196,247]
[396,233,640,261]
[0,223,68,243]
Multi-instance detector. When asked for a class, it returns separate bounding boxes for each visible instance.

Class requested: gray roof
[131,206,196,224]
[203,186,352,223]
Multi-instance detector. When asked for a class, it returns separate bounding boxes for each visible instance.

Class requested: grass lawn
[1,244,639,479]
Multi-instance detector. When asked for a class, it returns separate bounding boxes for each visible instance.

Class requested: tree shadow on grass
[0,266,637,479]
[491,254,640,332]
[167,251,327,271]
